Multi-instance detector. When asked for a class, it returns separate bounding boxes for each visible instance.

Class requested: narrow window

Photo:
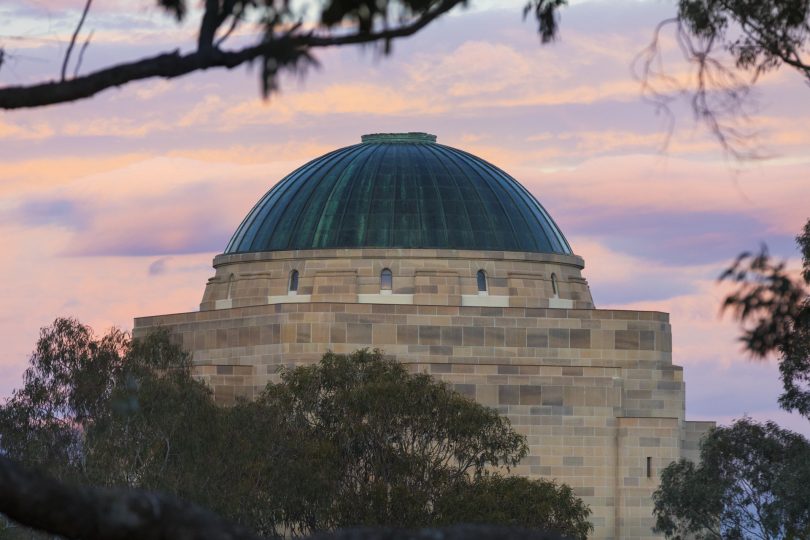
[477,270,488,294]
[380,268,393,292]
[288,270,299,295]
[551,273,559,297]
[226,274,235,299]
[646,457,652,478]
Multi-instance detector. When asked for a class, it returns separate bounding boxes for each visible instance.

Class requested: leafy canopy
[653,418,810,540]
[257,349,530,531]
[721,218,810,418]
[434,474,592,540]
[678,0,810,79]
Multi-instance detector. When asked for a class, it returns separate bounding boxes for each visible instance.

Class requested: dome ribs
[412,143,449,248]
[342,142,391,248]
[431,144,526,252]
[308,143,377,249]
[244,146,355,252]
[227,146,345,252]
[223,134,573,255]
[267,145,368,251]
[418,143,476,250]
[455,147,570,254]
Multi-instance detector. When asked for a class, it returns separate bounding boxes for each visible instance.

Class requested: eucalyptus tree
[721,218,810,419]
[653,418,810,540]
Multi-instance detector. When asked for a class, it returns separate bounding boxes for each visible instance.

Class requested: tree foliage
[0,320,590,539]
[679,0,810,80]
[0,0,566,110]
[257,349,529,532]
[636,1,810,155]
[433,475,592,540]
[652,418,810,540]
[721,217,810,418]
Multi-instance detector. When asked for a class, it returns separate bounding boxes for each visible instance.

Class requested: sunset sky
[1,0,808,434]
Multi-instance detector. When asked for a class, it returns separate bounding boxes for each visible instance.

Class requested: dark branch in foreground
[308,526,569,540]
[633,17,760,158]
[61,0,93,81]
[0,456,573,540]
[0,0,461,110]
[0,456,265,540]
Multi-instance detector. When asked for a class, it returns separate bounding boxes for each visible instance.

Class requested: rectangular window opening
[646,456,652,478]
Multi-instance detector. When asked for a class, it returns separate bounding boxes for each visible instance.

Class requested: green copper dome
[225,133,572,254]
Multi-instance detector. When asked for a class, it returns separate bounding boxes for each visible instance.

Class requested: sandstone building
[134,132,712,540]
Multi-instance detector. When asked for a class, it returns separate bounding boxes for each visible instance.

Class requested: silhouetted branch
[61,0,93,81]
[0,455,576,540]
[73,30,93,79]
[0,0,462,110]
[308,526,569,540]
[522,0,566,44]
[720,246,808,357]
[216,3,245,48]
[633,16,760,158]
[0,456,266,540]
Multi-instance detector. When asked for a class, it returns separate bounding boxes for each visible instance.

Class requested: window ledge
[267,294,312,304]
[358,294,413,304]
[461,295,508,307]
[548,297,574,309]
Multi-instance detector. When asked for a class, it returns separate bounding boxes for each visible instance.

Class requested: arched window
[477,270,488,294]
[288,270,299,295]
[226,274,235,299]
[551,273,559,297]
[380,268,393,292]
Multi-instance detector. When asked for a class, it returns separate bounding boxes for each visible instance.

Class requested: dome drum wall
[199,248,594,312]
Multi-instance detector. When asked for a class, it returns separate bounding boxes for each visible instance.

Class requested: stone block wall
[680,420,715,464]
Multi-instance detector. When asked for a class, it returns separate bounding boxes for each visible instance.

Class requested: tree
[256,349,531,533]
[433,475,592,540]
[0,318,130,481]
[652,418,810,540]
[721,217,810,418]
[0,319,263,536]
[676,0,810,83]
[0,0,565,110]
[0,320,590,538]
[637,1,810,155]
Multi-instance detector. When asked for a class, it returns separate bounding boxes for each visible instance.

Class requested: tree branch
[634,16,761,158]
[0,0,463,110]
[0,456,266,540]
[73,30,93,79]
[198,0,222,56]
[0,457,573,540]
[216,1,244,47]
[61,0,93,82]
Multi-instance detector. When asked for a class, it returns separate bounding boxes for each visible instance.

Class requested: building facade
[134,133,712,540]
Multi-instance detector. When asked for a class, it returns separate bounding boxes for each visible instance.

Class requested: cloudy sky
[1,0,808,434]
